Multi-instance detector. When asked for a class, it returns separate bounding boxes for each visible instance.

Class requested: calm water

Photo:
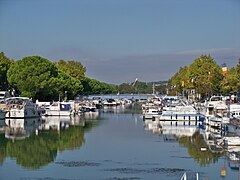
[0,104,239,180]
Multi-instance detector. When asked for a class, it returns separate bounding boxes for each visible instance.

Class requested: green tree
[167,55,223,98]
[188,55,222,98]
[7,56,58,98]
[0,52,14,90]
[7,56,83,100]
[118,83,135,94]
[220,67,239,94]
[134,81,152,94]
[168,66,189,95]
[236,60,240,92]
[56,60,86,80]
[56,60,117,95]
[81,77,117,95]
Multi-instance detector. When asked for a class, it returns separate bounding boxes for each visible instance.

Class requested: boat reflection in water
[2,102,240,179]
[5,117,40,140]
[226,147,240,171]
[0,115,92,170]
[144,120,198,138]
[144,119,240,179]
[39,116,71,131]
[82,111,100,120]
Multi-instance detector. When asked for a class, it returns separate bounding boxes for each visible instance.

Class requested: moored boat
[43,101,73,116]
[5,97,41,118]
[143,108,161,120]
[156,105,204,123]
[103,98,117,106]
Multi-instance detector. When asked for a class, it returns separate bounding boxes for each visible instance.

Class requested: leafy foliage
[5,55,118,100]
[118,81,166,94]
[7,56,84,100]
[56,60,86,80]
[118,83,135,94]
[0,52,14,90]
[188,55,222,96]
[2,52,240,99]
[81,77,117,95]
[167,54,238,98]
[220,67,239,94]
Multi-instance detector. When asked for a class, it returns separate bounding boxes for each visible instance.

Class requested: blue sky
[0,0,240,84]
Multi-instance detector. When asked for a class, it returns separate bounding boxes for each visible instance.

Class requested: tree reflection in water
[0,116,98,169]
[178,130,224,166]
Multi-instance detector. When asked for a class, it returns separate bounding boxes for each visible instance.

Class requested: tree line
[2,52,238,100]
[167,54,240,99]
[0,52,117,101]
[117,81,167,95]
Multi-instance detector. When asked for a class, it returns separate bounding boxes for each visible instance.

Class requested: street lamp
[64,91,67,101]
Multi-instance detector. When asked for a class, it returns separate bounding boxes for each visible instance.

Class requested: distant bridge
[87,94,156,100]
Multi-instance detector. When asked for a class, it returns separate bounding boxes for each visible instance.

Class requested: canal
[0,103,238,180]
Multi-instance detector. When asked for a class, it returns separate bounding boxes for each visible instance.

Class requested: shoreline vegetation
[168,55,240,100]
[0,52,239,101]
[0,52,117,101]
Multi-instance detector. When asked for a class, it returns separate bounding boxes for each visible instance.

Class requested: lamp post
[64,91,67,101]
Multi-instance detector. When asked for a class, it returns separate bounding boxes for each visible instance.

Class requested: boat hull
[43,109,71,116]
[155,114,204,121]
[6,108,40,118]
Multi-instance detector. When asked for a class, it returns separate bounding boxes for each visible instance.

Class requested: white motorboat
[43,101,73,116]
[143,108,161,120]
[103,99,117,106]
[81,104,96,112]
[5,97,41,118]
[156,105,204,123]
[202,96,228,126]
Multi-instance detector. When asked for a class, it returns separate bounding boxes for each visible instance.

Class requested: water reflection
[82,111,100,120]
[40,116,70,131]
[144,119,238,163]
[144,119,240,179]
[5,118,40,140]
[0,105,240,179]
[0,115,97,170]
